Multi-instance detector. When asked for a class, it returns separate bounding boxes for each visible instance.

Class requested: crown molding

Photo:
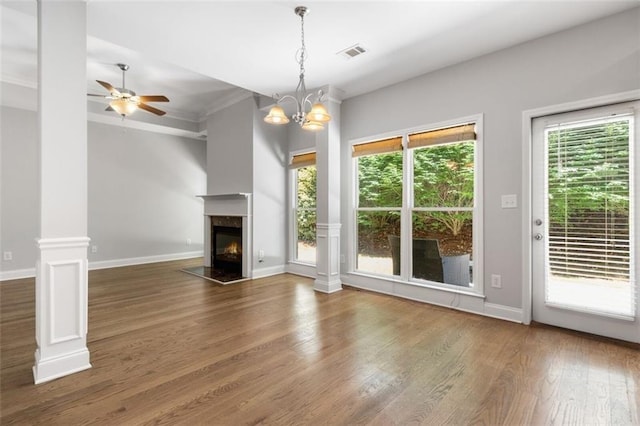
[203,89,253,118]
[1,73,37,89]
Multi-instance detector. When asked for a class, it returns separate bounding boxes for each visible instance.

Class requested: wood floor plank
[1,258,639,425]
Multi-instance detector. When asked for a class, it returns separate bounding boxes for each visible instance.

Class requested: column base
[315,223,342,294]
[34,237,91,384]
[33,348,91,384]
[313,278,343,294]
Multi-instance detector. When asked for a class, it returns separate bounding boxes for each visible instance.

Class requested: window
[352,119,481,290]
[353,137,403,276]
[291,152,316,264]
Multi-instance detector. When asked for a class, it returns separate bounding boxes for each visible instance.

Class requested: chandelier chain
[298,10,306,94]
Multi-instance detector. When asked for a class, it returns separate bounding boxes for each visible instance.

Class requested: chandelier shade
[264,6,331,131]
[264,105,290,124]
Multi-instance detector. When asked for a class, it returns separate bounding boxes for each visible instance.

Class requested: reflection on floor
[181,266,247,284]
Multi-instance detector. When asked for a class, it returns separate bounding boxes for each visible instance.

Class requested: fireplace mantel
[198,193,252,217]
[197,193,251,200]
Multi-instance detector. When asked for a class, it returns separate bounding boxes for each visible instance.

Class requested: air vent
[337,44,367,60]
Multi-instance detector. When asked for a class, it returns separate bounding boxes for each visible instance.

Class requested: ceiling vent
[337,44,367,60]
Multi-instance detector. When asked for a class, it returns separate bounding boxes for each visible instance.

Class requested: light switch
[501,194,517,209]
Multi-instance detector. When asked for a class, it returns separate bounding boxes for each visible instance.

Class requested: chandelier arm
[277,94,298,104]
[302,92,315,109]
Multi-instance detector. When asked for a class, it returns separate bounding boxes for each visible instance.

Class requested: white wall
[340,8,640,310]
[0,105,206,278]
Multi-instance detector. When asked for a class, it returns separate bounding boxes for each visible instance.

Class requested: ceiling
[2,1,639,125]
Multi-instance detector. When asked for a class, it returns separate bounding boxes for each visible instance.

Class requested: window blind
[352,136,403,157]
[408,123,476,149]
[546,116,635,316]
[290,152,316,169]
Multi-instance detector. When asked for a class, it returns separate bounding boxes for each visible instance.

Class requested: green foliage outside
[296,166,317,243]
[547,121,629,225]
[357,152,403,232]
[413,142,474,236]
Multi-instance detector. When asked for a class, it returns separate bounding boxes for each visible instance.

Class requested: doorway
[531,101,639,343]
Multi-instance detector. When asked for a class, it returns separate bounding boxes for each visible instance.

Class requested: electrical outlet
[258,249,265,260]
[91,245,98,254]
[491,274,502,288]
[3,251,12,261]
[186,238,192,246]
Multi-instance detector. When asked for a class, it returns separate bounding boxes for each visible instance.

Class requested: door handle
[534,233,543,240]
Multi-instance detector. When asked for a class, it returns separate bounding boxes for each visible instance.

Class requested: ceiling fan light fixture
[264,105,290,124]
[89,63,169,118]
[109,98,138,116]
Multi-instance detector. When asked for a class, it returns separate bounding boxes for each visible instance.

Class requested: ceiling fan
[88,63,169,117]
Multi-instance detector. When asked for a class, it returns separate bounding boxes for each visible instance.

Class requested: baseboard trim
[88,251,204,271]
[0,268,36,281]
[285,262,317,279]
[483,302,523,323]
[252,264,286,279]
[0,251,204,281]
[341,273,523,324]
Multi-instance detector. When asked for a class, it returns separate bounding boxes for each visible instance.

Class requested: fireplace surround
[198,193,252,282]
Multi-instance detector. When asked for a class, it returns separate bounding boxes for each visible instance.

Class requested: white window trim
[348,113,484,296]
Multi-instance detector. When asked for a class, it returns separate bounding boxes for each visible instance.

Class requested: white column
[33,1,91,384]
[314,90,342,293]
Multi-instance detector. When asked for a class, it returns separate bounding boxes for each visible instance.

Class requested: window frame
[289,149,317,265]
[349,114,484,295]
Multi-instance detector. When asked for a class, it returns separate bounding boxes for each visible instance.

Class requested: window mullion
[402,134,412,281]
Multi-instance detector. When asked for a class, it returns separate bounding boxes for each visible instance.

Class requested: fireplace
[213,226,242,273]
[191,193,252,283]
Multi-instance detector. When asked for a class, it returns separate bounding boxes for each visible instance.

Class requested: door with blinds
[532,101,640,343]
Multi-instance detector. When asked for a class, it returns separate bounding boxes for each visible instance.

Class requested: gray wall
[252,112,287,270]
[206,97,288,273]
[1,106,39,271]
[340,8,640,309]
[88,122,206,262]
[0,105,206,274]
[206,97,254,194]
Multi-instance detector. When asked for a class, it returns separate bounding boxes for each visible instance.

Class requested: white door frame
[521,90,640,325]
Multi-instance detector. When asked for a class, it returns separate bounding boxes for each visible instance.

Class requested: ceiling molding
[88,111,205,141]
[203,89,253,119]
[1,73,37,89]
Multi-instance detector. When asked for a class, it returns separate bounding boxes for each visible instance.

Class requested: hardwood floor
[1,258,638,425]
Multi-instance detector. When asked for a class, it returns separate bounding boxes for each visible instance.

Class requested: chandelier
[264,6,331,131]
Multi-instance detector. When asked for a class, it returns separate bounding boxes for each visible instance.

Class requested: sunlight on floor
[547,275,635,317]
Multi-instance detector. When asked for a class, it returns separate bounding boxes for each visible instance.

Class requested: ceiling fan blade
[96,80,120,95]
[87,93,106,97]
[138,102,166,116]
[137,95,169,103]
[105,106,115,112]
